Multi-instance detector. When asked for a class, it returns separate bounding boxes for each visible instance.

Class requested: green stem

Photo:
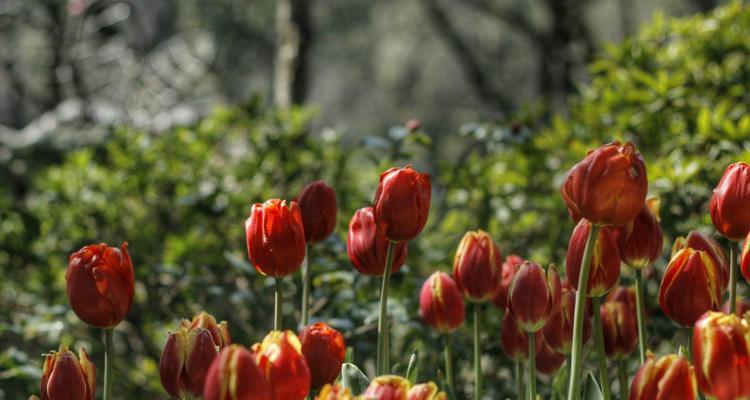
[103,328,113,400]
[567,223,601,400]
[275,278,283,330]
[443,335,454,389]
[528,332,537,400]
[515,360,525,400]
[730,243,738,314]
[473,303,482,400]
[376,241,397,375]
[618,359,628,400]
[301,244,312,328]
[592,296,612,400]
[634,270,648,365]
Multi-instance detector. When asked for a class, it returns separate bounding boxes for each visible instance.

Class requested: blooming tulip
[566,219,621,297]
[316,384,353,400]
[452,230,502,302]
[40,345,96,400]
[535,333,566,376]
[160,312,231,398]
[372,165,431,242]
[615,198,663,269]
[659,246,723,326]
[673,231,728,289]
[347,207,407,276]
[629,353,697,400]
[500,312,531,361]
[299,322,346,390]
[491,254,523,310]
[561,141,648,226]
[203,345,271,400]
[544,283,591,354]
[419,271,465,334]
[66,242,134,328]
[255,330,311,400]
[508,261,561,332]
[245,199,306,278]
[297,180,337,243]
[600,290,638,359]
[693,312,750,400]
[361,375,410,400]
[710,162,750,241]
[407,382,448,400]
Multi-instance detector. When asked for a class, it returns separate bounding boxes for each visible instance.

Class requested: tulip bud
[361,375,410,400]
[245,199,306,278]
[659,247,723,327]
[543,284,592,354]
[372,165,431,242]
[407,382,448,400]
[347,207,408,276]
[561,141,648,226]
[629,353,697,400]
[299,322,346,390]
[160,312,231,398]
[710,162,750,240]
[673,231,728,290]
[566,219,621,297]
[600,289,638,359]
[66,242,134,328]
[500,312,531,361]
[255,330,311,400]
[316,384,354,400]
[693,312,750,400]
[741,231,750,285]
[615,198,663,269]
[491,254,523,310]
[297,180,337,243]
[419,271,465,334]
[722,297,750,316]
[535,333,566,376]
[452,230,503,302]
[203,345,271,400]
[508,261,561,332]
[40,345,96,400]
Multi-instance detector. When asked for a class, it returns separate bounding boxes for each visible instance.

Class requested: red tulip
[607,286,639,316]
[673,231,728,290]
[160,312,231,398]
[710,162,750,240]
[615,198,663,269]
[535,333,566,376]
[629,353,697,400]
[500,312,531,361]
[299,322,346,390]
[316,384,353,400]
[561,141,648,226]
[741,230,750,284]
[297,181,337,243]
[203,345,271,400]
[361,375,410,400]
[693,312,750,400]
[255,330,311,400]
[600,288,638,359]
[347,207,407,276]
[41,345,96,400]
[407,382,447,400]
[491,254,523,310]
[372,165,431,242]
[659,246,723,327]
[245,199,306,278]
[722,297,750,315]
[419,271,465,334]
[566,219,621,297]
[543,284,591,354]
[508,261,561,332]
[452,230,503,302]
[66,242,134,328]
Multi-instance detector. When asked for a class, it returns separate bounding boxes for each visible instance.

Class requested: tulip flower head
[543,283,591,354]
[673,231,728,289]
[361,375,410,400]
[710,162,750,241]
[419,271,465,334]
[508,261,561,332]
[629,353,697,400]
[245,199,306,278]
[160,312,231,398]
[535,333,566,376]
[255,330,311,400]
[692,312,750,400]
[297,180,337,243]
[347,207,408,276]
[40,345,96,400]
[66,242,134,328]
[600,289,639,359]
[561,141,648,226]
[741,231,750,284]
[566,219,621,297]
[299,322,346,390]
[203,345,271,400]
[491,254,523,310]
[616,198,663,269]
[500,311,531,361]
[723,297,750,316]
[452,230,503,302]
[316,384,353,400]
[372,165,431,242]
[407,382,448,400]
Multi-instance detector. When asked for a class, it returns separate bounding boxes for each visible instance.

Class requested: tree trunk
[274,0,311,108]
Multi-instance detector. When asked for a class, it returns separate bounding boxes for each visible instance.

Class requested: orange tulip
[372,165,431,242]
[299,322,346,390]
[40,345,96,400]
[297,180,337,243]
[543,283,591,354]
[508,261,561,332]
[245,199,306,278]
[452,230,502,302]
[693,312,750,400]
[361,376,410,400]
[491,254,523,310]
[419,271,465,334]
[600,288,638,359]
[615,198,663,269]
[629,353,697,400]
[347,207,407,276]
[710,162,750,240]
[203,345,271,400]
[566,219,621,297]
[254,330,311,400]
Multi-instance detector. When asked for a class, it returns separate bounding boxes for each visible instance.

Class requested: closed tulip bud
[407,382,448,400]
[491,254,523,310]
[693,312,750,400]
[508,261,561,332]
[616,198,663,269]
[297,181,337,243]
[561,141,648,226]
[600,289,638,359]
[566,219,621,297]
[255,330,311,400]
[203,345,271,400]
[659,247,723,327]
[299,322,346,390]
[66,242,134,328]
[160,312,231,398]
[245,199,306,278]
[316,384,353,400]
[535,333,566,376]
[673,231,728,290]
[543,285,592,354]
[741,231,750,284]
[500,312,531,361]
[629,353,697,400]
[373,165,431,242]
[722,297,750,316]
[419,271,465,334]
[453,230,503,302]
[361,375,410,400]
[607,286,639,315]
[710,162,750,240]
[347,207,408,276]
[40,345,96,400]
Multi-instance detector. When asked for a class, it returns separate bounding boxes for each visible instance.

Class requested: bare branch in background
[274,0,311,108]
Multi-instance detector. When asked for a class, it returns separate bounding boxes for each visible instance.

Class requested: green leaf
[341,363,369,395]
[583,372,604,400]
[405,349,419,385]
